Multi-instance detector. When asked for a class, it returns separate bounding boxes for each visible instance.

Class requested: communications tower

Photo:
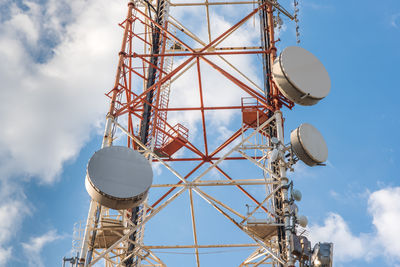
[70,0,334,266]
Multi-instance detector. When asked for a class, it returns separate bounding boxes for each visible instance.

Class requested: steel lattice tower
[73,1,332,266]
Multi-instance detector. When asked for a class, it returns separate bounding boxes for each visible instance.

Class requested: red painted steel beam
[196,58,209,156]
[108,3,134,116]
[115,55,197,117]
[127,108,206,158]
[153,156,264,162]
[131,50,268,57]
[128,105,262,112]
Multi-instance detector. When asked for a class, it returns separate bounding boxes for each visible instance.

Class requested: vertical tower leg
[275,111,294,266]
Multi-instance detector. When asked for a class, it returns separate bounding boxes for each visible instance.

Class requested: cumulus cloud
[0,199,29,245]
[309,186,400,265]
[368,187,400,260]
[308,213,372,262]
[0,0,124,183]
[0,182,31,266]
[22,230,62,267]
[0,247,12,266]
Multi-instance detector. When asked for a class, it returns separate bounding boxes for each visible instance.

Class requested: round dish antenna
[85,146,153,210]
[290,123,328,166]
[272,46,331,106]
[298,215,308,228]
[292,189,302,201]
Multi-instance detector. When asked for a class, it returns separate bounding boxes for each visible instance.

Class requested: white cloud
[368,187,400,260]
[0,247,12,267]
[309,186,400,265]
[308,213,371,262]
[0,182,31,267]
[22,230,62,267]
[0,0,124,183]
[7,9,39,44]
[0,199,29,244]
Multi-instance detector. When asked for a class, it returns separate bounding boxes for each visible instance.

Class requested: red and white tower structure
[73,1,333,266]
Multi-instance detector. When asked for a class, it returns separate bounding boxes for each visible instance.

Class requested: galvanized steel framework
[77,0,307,266]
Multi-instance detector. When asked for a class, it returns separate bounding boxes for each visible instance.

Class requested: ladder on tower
[151,7,188,157]
[154,42,174,149]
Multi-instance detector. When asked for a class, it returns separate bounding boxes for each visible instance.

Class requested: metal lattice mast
[74,1,333,266]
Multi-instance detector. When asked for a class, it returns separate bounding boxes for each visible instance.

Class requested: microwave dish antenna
[85,146,153,210]
[291,123,328,166]
[272,46,331,105]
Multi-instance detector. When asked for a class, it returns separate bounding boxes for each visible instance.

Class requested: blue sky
[0,0,400,266]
